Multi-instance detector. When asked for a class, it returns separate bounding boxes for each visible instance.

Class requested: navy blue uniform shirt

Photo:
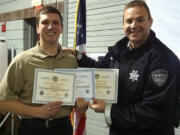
[78,30,180,135]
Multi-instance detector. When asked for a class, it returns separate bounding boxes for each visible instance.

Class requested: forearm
[110,99,173,129]
[0,100,40,118]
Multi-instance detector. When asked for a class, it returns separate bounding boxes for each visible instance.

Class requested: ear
[149,17,153,27]
[36,25,40,34]
[60,26,64,33]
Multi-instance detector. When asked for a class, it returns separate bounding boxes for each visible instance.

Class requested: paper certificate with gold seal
[95,68,119,103]
[55,68,95,101]
[32,69,75,105]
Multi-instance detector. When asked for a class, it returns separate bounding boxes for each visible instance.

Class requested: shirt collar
[127,41,133,51]
[34,42,62,58]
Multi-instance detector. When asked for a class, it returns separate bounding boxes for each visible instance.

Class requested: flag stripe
[75,112,86,135]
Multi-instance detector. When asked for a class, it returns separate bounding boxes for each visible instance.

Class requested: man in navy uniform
[74,0,180,135]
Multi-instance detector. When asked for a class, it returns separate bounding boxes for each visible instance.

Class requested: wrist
[31,106,42,118]
[104,103,112,126]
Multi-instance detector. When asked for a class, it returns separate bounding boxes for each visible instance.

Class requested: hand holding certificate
[32,69,75,105]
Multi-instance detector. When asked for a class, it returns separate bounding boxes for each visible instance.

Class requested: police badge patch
[151,69,168,87]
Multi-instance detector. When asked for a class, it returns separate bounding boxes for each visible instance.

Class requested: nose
[48,24,52,29]
[131,21,137,28]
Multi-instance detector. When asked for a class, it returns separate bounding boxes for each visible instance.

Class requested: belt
[21,116,70,128]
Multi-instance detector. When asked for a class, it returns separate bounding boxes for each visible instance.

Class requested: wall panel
[68,0,132,53]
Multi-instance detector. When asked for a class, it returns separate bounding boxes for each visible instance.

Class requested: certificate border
[32,69,75,105]
[55,68,95,101]
[95,68,119,103]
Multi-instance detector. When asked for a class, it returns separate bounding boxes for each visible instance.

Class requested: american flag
[71,0,87,135]
[73,0,86,53]
[71,109,86,135]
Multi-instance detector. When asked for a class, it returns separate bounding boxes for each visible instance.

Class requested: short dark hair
[36,6,63,26]
[124,0,152,20]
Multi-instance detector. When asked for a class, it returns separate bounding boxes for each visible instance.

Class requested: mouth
[46,31,56,36]
[129,30,141,38]
[130,29,141,34]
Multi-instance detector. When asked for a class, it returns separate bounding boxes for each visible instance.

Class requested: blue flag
[74,0,86,53]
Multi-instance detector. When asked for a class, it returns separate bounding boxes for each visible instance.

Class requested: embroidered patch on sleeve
[151,69,168,87]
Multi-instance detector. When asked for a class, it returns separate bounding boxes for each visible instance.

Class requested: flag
[73,0,86,53]
[74,111,86,135]
[72,0,86,134]
[70,109,86,135]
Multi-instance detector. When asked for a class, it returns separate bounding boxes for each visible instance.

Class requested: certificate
[32,69,75,105]
[55,68,95,101]
[95,69,119,103]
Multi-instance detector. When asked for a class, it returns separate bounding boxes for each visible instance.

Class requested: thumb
[92,98,99,104]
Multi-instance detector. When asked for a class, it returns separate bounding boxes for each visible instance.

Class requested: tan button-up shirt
[0,43,78,118]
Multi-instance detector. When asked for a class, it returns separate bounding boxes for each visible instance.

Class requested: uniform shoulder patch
[151,69,168,87]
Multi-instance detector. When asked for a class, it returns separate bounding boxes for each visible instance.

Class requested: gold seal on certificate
[32,69,75,105]
[95,69,119,103]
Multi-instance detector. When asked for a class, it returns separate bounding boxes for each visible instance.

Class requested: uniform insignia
[129,70,139,82]
[151,69,168,87]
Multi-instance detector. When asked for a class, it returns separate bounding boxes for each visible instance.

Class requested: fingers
[91,98,99,104]
[46,101,62,110]
[87,98,106,113]
[47,101,62,112]
[40,101,63,119]
[87,98,97,111]
[75,98,88,114]
[88,103,98,111]
[76,98,87,107]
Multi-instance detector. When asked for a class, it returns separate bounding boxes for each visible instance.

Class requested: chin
[129,38,139,42]
[45,39,58,44]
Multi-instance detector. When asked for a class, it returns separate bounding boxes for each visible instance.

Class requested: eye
[137,17,144,22]
[125,19,133,24]
[53,20,60,25]
[41,20,48,25]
